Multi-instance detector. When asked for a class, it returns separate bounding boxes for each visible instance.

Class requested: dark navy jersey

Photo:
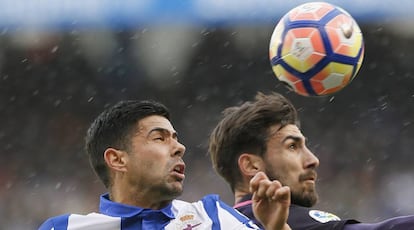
[235,194,414,230]
[234,194,358,230]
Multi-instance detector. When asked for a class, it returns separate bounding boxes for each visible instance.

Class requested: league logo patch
[308,210,341,223]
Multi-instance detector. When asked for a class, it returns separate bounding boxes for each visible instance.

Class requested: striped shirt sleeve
[38,213,121,230]
[202,194,260,230]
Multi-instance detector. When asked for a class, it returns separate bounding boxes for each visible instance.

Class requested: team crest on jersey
[174,213,203,230]
[308,210,341,223]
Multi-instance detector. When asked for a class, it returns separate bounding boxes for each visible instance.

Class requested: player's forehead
[269,124,305,141]
[137,115,176,134]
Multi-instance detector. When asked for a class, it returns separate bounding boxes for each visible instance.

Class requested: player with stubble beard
[209,92,414,230]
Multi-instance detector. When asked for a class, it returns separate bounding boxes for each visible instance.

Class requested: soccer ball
[269,2,364,96]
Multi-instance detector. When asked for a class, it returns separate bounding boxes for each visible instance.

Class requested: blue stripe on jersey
[201,195,221,230]
[38,214,69,230]
[121,216,140,230]
[217,199,252,224]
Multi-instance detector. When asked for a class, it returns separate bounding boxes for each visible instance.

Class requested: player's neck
[109,184,171,209]
[234,189,251,205]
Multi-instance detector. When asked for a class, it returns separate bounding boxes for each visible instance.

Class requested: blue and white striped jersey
[39,193,260,230]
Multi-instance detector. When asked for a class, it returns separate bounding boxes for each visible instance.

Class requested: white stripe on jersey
[68,213,120,230]
[165,199,213,229]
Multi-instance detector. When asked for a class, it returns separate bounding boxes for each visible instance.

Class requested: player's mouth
[299,171,317,184]
[171,163,186,181]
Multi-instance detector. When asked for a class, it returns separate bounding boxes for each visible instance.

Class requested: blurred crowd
[1,22,414,229]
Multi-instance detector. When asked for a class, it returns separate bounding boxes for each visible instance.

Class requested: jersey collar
[233,194,253,208]
[99,193,175,219]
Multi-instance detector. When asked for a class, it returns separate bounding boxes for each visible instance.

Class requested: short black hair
[85,100,170,188]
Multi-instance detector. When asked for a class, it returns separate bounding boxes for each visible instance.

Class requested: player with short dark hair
[209,92,414,230]
[39,99,291,230]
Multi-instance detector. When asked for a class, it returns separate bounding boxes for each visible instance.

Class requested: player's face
[263,124,319,207]
[126,115,186,202]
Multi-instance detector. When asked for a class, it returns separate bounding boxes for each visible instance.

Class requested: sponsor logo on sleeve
[308,210,341,223]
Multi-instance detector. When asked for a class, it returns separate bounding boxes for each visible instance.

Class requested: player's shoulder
[38,213,70,230]
[38,212,121,230]
[288,204,347,229]
[170,194,257,230]
[172,194,245,220]
[290,204,342,222]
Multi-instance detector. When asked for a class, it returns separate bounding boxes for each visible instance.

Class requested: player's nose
[173,139,186,157]
[304,147,319,169]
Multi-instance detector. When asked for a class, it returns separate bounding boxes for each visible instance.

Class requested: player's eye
[288,143,297,150]
[153,136,165,141]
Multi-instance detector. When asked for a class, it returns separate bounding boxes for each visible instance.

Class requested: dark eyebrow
[147,127,178,139]
[281,135,305,144]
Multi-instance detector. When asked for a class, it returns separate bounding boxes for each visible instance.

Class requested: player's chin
[170,181,184,194]
[304,183,317,196]
[292,186,318,207]
[292,193,318,207]
[303,190,318,207]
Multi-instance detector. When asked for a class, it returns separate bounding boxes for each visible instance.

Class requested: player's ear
[238,153,265,177]
[104,148,128,172]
